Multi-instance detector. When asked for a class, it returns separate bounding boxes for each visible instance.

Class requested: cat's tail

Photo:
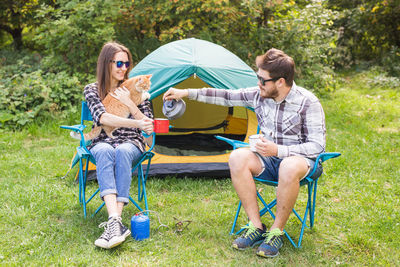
[69,127,102,141]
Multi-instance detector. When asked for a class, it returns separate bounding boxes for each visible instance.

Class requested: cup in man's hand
[249,134,262,152]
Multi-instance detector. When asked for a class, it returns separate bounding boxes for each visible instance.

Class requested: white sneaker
[94,216,131,249]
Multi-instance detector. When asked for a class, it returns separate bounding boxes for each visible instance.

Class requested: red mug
[153,118,169,133]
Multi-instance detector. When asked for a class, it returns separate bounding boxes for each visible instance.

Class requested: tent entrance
[150,76,248,156]
[153,133,246,156]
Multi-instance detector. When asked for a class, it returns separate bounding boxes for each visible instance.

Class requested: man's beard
[260,86,279,99]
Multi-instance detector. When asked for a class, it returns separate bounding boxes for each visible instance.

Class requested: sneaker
[94,216,131,249]
[232,222,266,250]
[256,228,284,258]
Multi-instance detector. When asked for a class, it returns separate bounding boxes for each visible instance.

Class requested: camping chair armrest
[60,124,91,147]
[307,152,342,178]
[215,135,249,150]
[60,124,86,133]
[142,131,156,152]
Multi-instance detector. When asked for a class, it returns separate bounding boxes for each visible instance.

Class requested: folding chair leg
[230,201,242,235]
[292,181,315,248]
[297,199,310,248]
[78,158,88,218]
[310,180,318,228]
[92,201,105,217]
[136,164,149,212]
[129,196,143,212]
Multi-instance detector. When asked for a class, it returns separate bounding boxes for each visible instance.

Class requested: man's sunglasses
[110,60,130,68]
[257,74,280,85]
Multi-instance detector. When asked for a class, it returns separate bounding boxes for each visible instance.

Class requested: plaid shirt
[188,82,326,159]
[83,82,153,152]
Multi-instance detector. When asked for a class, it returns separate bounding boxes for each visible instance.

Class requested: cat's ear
[146,74,153,79]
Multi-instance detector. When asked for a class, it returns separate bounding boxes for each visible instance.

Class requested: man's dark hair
[256,48,295,86]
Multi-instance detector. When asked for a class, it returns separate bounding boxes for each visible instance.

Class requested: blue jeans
[90,142,143,204]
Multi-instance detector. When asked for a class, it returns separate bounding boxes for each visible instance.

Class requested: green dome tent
[129,38,259,177]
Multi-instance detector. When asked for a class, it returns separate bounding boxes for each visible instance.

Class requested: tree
[34,0,118,75]
[0,0,53,49]
[329,0,400,62]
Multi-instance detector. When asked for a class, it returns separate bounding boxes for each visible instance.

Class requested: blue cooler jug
[131,214,150,240]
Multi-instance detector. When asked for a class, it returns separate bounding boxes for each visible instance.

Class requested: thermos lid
[162,99,186,120]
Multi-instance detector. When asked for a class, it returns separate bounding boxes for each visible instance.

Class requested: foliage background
[1,0,399,128]
[0,0,400,128]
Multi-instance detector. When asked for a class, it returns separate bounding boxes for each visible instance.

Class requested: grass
[0,68,399,266]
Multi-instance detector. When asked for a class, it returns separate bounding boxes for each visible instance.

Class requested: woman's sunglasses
[110,60,130,68]
[256,74,280,86]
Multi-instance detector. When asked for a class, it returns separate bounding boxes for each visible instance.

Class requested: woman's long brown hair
[96,42,133,100]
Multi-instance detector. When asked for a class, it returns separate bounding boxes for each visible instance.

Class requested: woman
[84,41,153,249]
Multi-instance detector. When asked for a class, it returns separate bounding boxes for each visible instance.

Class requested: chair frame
[215,135,341,248]
[61,101,155,217]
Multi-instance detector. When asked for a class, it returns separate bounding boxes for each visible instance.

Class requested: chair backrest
[81,101,93,124]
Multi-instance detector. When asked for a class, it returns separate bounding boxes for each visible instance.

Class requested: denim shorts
[254,155,323,182]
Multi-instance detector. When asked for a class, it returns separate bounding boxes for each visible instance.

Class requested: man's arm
[164,87,258,108]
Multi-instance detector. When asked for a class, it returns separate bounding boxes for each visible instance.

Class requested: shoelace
[262,228,283,243]
[98,217,122,239]
[98,221,110,239]
[108,217,122,237]
[241,222,259,240]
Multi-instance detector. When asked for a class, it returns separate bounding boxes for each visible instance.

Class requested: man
[163,48,325,257]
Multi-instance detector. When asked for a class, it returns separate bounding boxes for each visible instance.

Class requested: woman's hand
[163,87,188,101]
[137,117,154,135]
[110,87,134,107]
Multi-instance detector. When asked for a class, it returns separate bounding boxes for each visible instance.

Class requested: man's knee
[229,148,262,177]
[228,149,248,172]
[229,149,250,170]
[279,156,308,183]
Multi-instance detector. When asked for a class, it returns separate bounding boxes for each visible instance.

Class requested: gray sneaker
[256,228,284,258]
[94,216,131,249]
[232,222,266,250]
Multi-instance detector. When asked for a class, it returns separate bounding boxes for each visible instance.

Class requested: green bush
[380,46,400,77]
[363,66,400,90]
[0,51,89,128]
[34,0,118,75]
[221,1,339,94]
[328,0,400,74]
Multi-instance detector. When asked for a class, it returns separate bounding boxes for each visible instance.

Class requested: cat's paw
[142,92,151,101]
[70,131,81,140]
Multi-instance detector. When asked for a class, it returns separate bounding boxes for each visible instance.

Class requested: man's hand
[163,87,188,101]
[110,87,134,107]
[255,136,278,157]
[137,117,154,135]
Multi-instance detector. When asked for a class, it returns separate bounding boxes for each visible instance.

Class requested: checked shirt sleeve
[83,84,106,126]
[188,87,258,108]
[137,100,154,120]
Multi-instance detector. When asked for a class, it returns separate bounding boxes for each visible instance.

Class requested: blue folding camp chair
[61,101,155,217]
[215,134,341,248]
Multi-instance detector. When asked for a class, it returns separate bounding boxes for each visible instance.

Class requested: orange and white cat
[71,74,152,140]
